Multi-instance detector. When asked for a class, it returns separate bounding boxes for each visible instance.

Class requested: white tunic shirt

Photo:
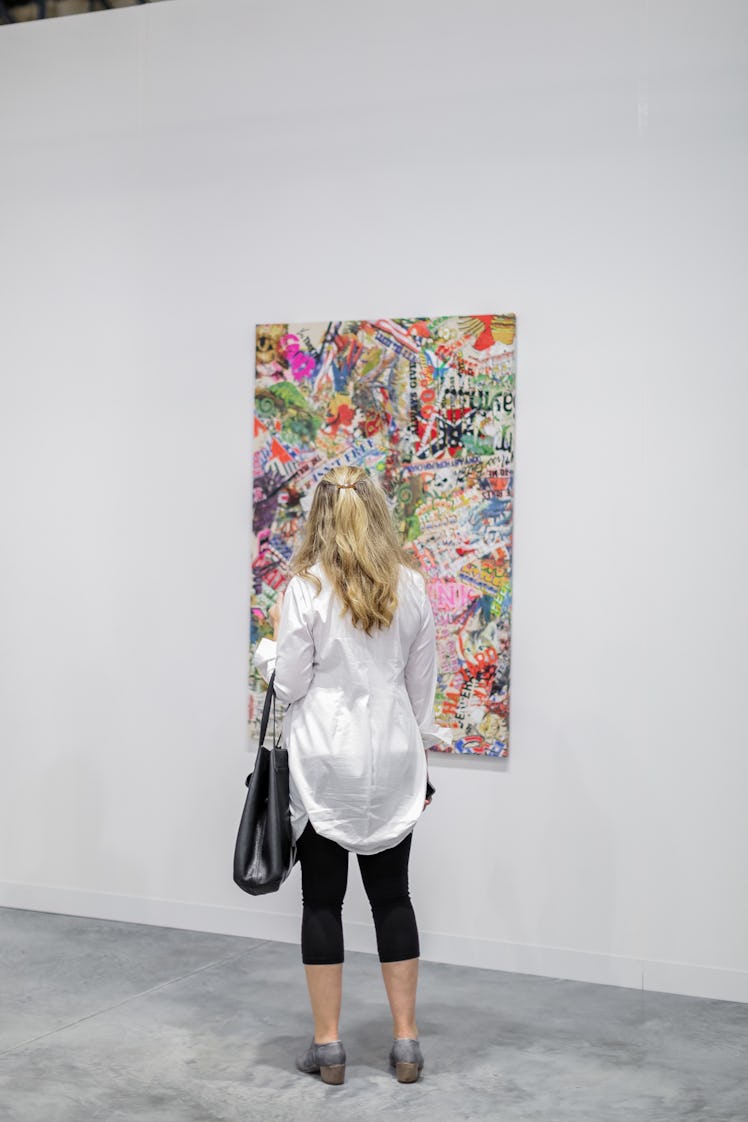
[253,562,446,855]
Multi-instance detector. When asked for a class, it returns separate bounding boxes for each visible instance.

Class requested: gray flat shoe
[388,1037,424,1083]
[295,1038,346,1085]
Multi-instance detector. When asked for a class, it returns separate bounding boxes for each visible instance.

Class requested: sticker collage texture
[251,315,516,757]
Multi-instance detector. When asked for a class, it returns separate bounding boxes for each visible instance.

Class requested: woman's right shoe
[388,1037,424,1083]
[295,1038,346,1085]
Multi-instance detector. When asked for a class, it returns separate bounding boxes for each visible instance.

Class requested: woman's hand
[269,592,284,641]
[423,751,433,809]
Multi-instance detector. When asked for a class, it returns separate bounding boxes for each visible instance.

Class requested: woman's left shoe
[295,1039,347,1085]
[388,1037,424,1083]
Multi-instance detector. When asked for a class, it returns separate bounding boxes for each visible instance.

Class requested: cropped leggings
[295,819,420,965]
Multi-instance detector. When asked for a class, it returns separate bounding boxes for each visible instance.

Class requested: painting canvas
[250,315,516,757]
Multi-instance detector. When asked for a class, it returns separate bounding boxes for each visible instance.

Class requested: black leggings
[296,819,420,965]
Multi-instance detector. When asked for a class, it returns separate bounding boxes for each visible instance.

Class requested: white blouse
[253,562,448,855]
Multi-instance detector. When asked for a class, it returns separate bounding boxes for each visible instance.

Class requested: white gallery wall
[1,0,746,1003]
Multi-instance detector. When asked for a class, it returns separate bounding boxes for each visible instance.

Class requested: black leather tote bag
[233,672,298,895]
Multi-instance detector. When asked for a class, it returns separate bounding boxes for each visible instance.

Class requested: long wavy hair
[290,465,420,633]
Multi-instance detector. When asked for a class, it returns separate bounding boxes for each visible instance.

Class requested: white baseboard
[1,879,746,1005]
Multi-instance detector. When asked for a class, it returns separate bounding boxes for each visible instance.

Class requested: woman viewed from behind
[253,464,445,1086]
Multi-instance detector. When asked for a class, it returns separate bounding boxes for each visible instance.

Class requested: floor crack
[0,939,273,1057]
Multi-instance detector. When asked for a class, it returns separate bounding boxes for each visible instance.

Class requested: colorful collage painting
[250,316,516,757]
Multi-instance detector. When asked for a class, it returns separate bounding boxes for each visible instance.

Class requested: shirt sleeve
[404,575,452,751]
[266,576,315,706]
[253,636,278,684]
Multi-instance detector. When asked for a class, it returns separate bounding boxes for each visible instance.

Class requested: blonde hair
[290,465,420,633]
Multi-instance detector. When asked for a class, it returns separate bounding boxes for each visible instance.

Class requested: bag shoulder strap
[258,670,277,748]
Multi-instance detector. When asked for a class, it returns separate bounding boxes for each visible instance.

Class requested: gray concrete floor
[1,908,746,1122]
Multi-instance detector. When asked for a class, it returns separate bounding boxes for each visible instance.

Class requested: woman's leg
[380,958,419,1041]
[295,820,349,1044]
[302,964,343,1046]
[357,832,420,1040]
